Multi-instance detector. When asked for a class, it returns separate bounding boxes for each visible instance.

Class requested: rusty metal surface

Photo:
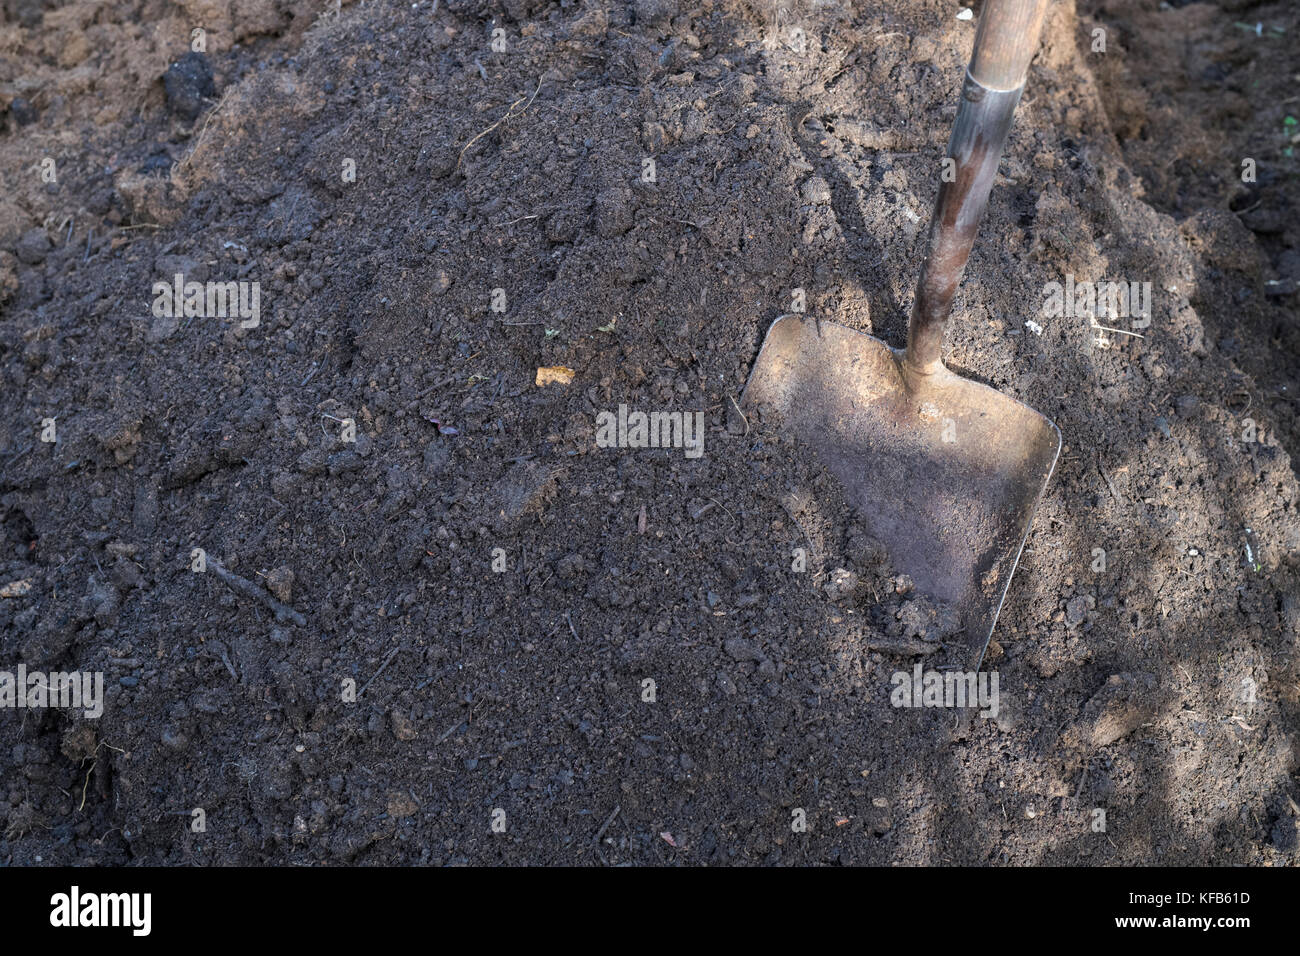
[906,74,1024,372]
[742,316,1060,670]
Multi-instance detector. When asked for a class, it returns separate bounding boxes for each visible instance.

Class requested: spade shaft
[906,0,1050,374]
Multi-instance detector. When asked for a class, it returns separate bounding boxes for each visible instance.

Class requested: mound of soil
[1,0,1297,864]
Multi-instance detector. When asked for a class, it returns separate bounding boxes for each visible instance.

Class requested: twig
[241,508,286,557]
[78,758,97,812]
[436,719,464,744]
[176,87,234,177]
[728,395,749,436]
[594,804,621,843]
[458,76,544,169]
[208,558,307,626]
[707,496,737,527]
[1095,451,1120,501]
[1072,756,1090,803]
[358,646,402,698]
[1089,319,1145,339]
[216,643,238,681]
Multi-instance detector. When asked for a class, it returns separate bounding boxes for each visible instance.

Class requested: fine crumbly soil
[0,0,1297,864]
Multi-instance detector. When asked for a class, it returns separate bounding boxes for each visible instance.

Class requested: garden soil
[0,0,1298,864]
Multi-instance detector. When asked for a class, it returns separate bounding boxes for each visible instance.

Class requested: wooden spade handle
[970,0,1052,90]
[904,0,1050,374]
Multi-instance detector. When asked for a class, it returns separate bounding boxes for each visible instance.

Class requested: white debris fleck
[956,7,974,20]
[1025,319,1044,336]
